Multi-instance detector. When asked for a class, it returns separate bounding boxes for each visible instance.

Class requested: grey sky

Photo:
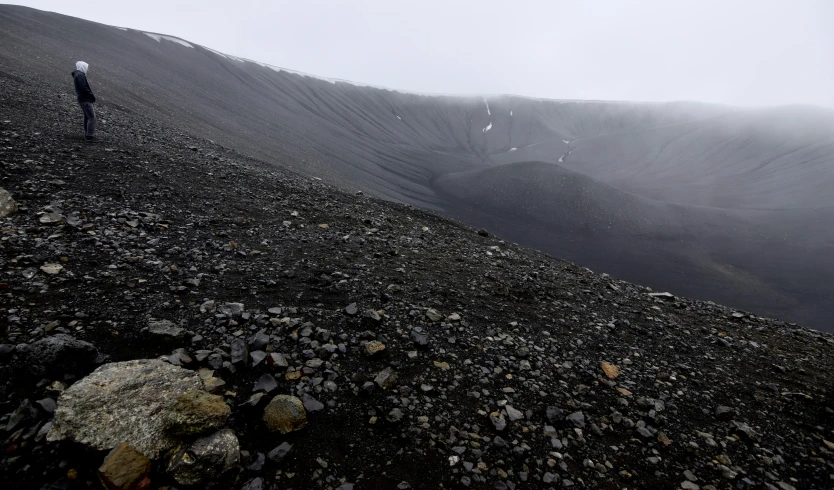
[10,0,834,107]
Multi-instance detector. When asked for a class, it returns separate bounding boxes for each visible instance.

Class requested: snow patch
[396,115,402,120]
[510,110,513,116]
[114,27,128,31]
[144,33,193,48]
[558,154,565,163]
[483,97,491,115]
[483,122,493,133]
[205,46,245,62]
[562,139,571,144]
[509,147,517,152]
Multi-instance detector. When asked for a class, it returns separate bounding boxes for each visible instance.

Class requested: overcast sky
[10,0,834,107]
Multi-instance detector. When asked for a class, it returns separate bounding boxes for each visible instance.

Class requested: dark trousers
[79,101,95,138]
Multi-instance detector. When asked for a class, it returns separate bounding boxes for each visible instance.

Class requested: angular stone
[219,303,244,317]
[546,406,564,424]
[566,411,586,428]
[252,374,278,394]
[600,361,620,379]
[374,367,398,390]
[505,405,524,422]
[39,212,65,225]
[147,320,185,339]
[263,395,307,434]
[249,330,270,351]
[167,429,240,486]
[241,478,264,490]
[250,350,267,366]
[301,394,324,412]
[425,309,442,322]
[98,442,151,490]
[267,441,293,462]
[268,352,288,368]
[364,340,385,356]
[21,334,100,376]
[490,411,507,431]
[410,328,429,347]
[230,338,248,364]
[40,263,63,275]
[48,359,203,458]
[0,187,17,217]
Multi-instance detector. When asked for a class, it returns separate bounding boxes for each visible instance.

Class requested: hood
[75,61,88,74]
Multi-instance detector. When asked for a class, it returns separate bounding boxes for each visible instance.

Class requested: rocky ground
[1,71,834,490]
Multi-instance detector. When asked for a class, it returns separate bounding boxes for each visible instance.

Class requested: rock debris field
[1,74,834,490]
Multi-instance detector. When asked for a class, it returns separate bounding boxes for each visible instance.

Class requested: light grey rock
[344,303,358,316]
[374,367,398,390]
[219,303,245,317]
[47,359,204,458]
[0,187,17,217]
[490,412,507,431]
[166,429,240,486]
[147,320,185,339]
[425,309,442,322]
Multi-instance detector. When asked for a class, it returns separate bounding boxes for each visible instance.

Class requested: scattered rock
[39,263,63,275]
[600,361,620,379]
[566,411,586,428]
[267,442,293,462]
[262,395,307,434]
[364,340,385,356]
[301,394,325,412]
[374,367,398,390]
[252,374,278,394]
[147,320,185,339]
[166,429,240,486]
[425,309,442,322]
[38,212,65,225]
[344,303,358,316]
[0,187,17,217]
[98,442,151,490]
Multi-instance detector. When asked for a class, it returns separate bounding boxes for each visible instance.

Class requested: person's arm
[82,74,96,103]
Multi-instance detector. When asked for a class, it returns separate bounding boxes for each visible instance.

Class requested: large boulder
[20,334,100,376]
[0,187,17,218]
[166,429,240,486]
[48,359,226,458]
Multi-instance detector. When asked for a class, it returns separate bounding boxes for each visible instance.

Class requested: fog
[8,0,834,107]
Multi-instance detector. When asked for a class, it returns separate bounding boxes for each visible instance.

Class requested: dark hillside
[1,5,832,329]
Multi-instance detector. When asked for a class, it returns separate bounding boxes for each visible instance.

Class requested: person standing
[71,61,96,141]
